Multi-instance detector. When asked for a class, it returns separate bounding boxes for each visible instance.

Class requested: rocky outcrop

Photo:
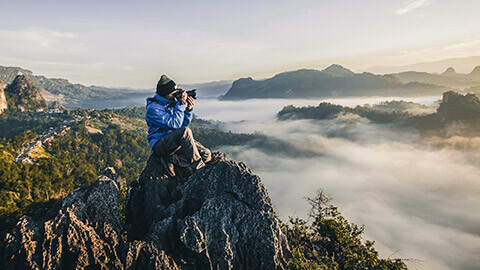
[0,79,7,114]
[5,75,47,112]
[4,174,126,269]
[392,66,480,88]
[3,173,178,269]
[4,153,289,269]
[437,91,480,120]
[0,65,101,100]
[127,152,289,269]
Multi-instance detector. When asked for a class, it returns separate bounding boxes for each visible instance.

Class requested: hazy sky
[1,0,479,87]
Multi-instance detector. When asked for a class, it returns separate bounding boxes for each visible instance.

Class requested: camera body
[173,89,197,100]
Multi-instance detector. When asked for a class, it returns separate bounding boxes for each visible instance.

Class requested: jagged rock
[4,75,47,112]
[0,79,7,114]
[124,241,178,269]
[103,167,127,190]
[3,174,176,269]
[4,176,124,269]
[127,152,290,269]
[103,167,117,181]
[5,153,289,269]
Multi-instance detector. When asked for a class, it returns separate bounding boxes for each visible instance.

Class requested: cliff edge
[4,152,290,269]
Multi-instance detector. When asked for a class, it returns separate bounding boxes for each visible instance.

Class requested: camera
[173,89,197,100]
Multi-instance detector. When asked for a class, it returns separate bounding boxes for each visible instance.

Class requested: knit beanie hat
[156,75,177,96]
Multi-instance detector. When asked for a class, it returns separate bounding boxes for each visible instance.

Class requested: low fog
[195,95,440,121]
[194,97,480,270]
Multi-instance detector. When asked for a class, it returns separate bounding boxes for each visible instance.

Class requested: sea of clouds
[193,97,480,270]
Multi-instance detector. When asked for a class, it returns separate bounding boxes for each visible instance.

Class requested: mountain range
[368,55,480,74]
[391,66,480,88]
[3,60,480,104]
[0,66,100,101]
[221,64,452,100]
[0,66,145,103]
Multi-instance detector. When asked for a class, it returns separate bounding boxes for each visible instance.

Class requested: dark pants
[153,127,211,171]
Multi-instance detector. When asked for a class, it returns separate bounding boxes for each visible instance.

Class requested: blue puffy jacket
[145,93,192,149]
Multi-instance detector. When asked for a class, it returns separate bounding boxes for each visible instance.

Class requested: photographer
[146,75,211,174]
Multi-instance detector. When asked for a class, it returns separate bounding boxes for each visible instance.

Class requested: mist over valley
[2,63,480,269]
[3,1,480,268]
[190,92,480,270]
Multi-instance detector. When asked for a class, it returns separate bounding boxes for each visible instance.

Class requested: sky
[1,0,480,87]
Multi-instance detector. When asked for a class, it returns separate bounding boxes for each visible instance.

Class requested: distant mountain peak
[470,65,480,77]
[0,65,110,101]
[5,75,47,112]
[441,67,457,76]
[322,64,354,77]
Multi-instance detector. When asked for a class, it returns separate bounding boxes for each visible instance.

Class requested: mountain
[221,65,448,100]
[0,66,100,100]
[391,65,480,88]
[0,66,137,102]
[441,67,457,76]
[470,66,480,78]
[4,153,290,269]
[322,64,355,77]
[4,75,47,112]
[368,55,480,74]
[0,79,7,113]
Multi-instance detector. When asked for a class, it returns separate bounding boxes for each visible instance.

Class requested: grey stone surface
[3,176,176,269]
[5,152,289,269]
[127,152,290,269]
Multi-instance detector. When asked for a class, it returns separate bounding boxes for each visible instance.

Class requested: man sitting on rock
[146,75,211,175]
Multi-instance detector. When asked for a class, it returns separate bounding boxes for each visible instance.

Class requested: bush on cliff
[283,190,407,270]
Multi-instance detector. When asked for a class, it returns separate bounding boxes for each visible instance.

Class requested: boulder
[3,175,177,269]
[127,152,290,269]
[4,152,289,269]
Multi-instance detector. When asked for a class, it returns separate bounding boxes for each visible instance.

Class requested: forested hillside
[0,104,410,269]
[0,106,272,236]
[277,91,480,135]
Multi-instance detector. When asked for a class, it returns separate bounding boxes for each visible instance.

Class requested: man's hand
[186,96,195,111]
[178,91,187,105]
